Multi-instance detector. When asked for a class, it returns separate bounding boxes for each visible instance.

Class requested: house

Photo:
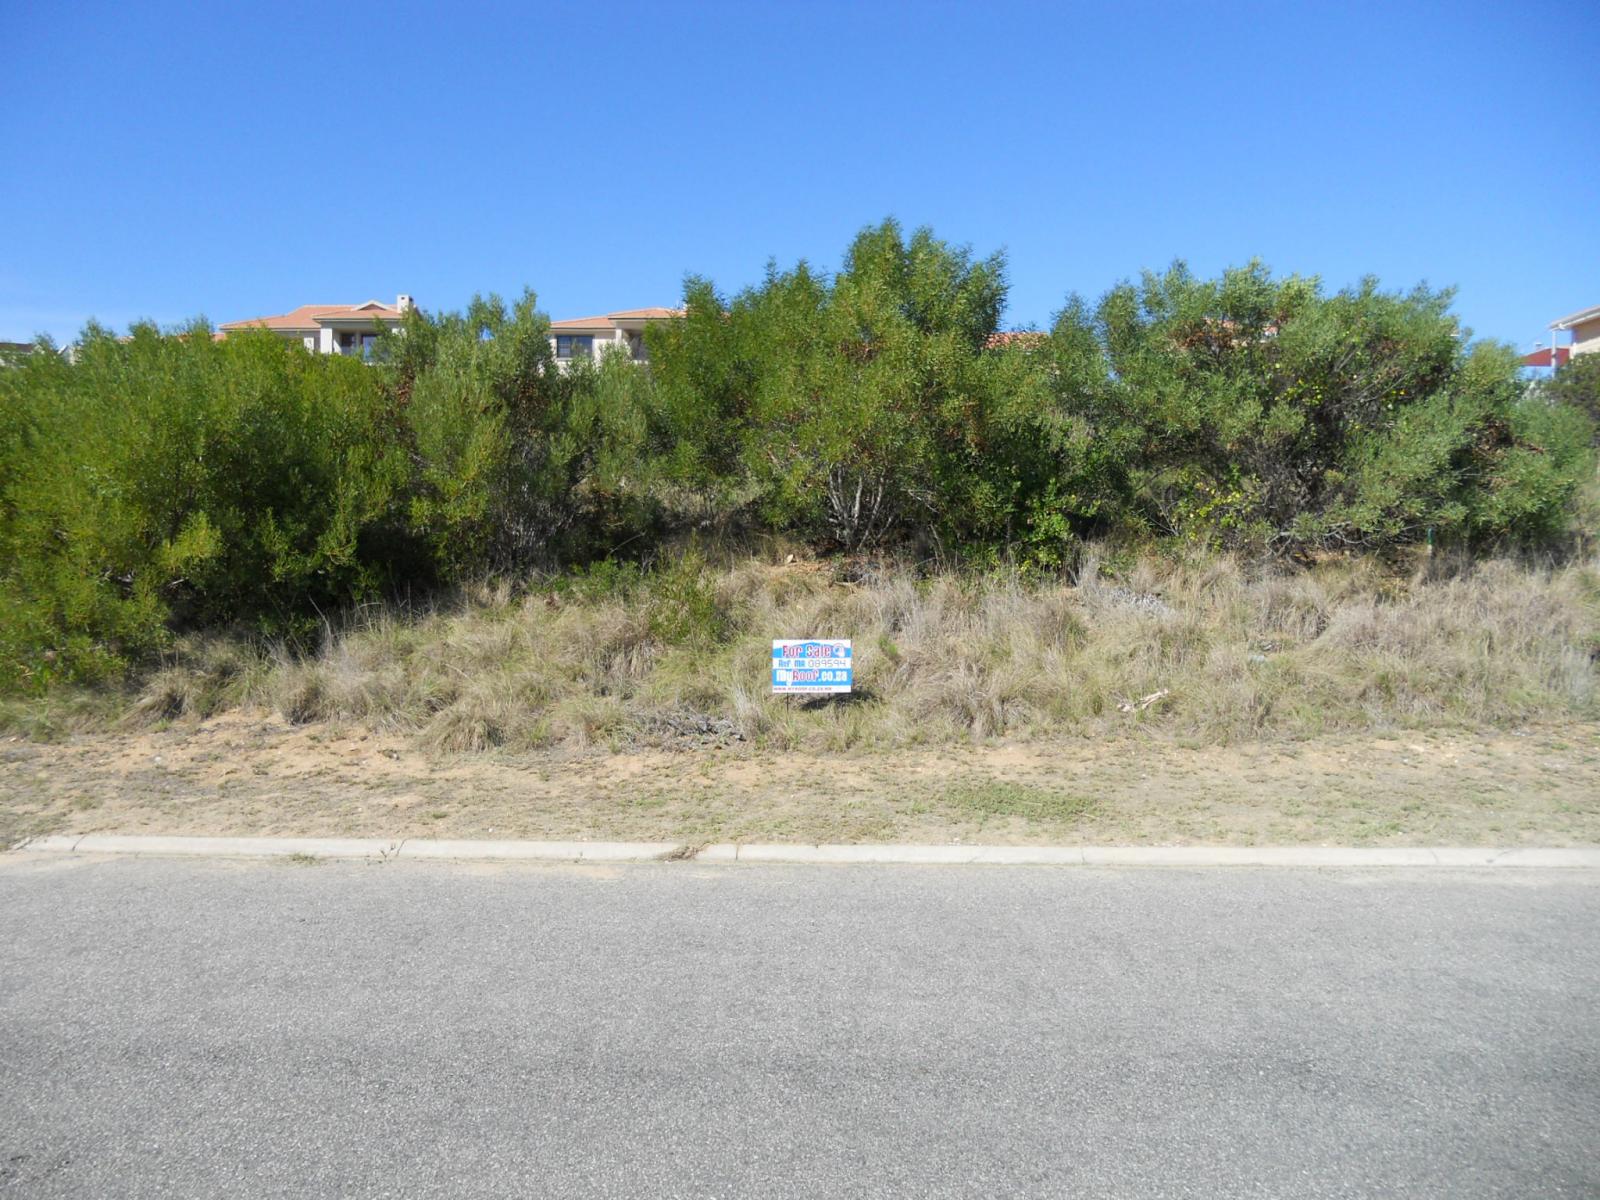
[219,294,414,356]
[1521,303,1599,369]
[547,307,682,366]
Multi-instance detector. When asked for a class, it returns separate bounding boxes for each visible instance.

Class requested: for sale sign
[771,639,852,694]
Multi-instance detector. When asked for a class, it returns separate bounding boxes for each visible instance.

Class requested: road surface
[2,855,1596,1197]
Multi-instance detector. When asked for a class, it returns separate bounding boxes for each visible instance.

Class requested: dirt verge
[5,713,1598,848]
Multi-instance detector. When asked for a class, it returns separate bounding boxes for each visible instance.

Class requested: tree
[646,219,1017,550]
[1538,353,1600,441]
[1077,261,1589,551]
[0,320,409,684]
[385,290,654,573]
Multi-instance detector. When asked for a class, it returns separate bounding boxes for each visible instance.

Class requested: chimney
[397,294,414,313]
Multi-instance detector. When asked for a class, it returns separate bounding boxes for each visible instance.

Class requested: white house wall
[264,330,317,351]
[549,326,632,368]
[1570,317,1600,357]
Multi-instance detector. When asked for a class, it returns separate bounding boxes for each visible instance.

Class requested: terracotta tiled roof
[549,307,684,330]
[1521,346,1572,368]
[219,301,402,332]
[606,307,683,320]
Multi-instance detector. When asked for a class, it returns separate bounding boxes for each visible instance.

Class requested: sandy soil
[3,712,1599,847]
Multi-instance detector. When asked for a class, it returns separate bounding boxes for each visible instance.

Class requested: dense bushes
[645,223,1029,551]
[1536,352,1600,438]
[384,290,654,572]
[1062,265,1594,551]
[0,294,648,688]
[1,220,1594,690]
[0,322,410,687]
[645,225,1592,560]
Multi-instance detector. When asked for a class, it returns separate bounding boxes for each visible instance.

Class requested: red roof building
[547,307,683,365]
[219,295,413,356]
[1522,303,1598,369]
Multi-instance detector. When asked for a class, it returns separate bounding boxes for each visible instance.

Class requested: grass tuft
[18,544,1597,752]
[942,781,1098,823]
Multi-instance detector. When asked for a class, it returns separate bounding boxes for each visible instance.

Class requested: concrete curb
[697,844,1091,865]
[9,835,1600,868]
[8,835,681,863]
[401,839,683,862]
[73,835,402,860]
[703,845,1600,868]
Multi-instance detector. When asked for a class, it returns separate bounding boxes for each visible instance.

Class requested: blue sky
[3,1,1595,350]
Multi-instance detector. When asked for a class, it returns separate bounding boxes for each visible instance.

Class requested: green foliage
[2,223,1591,693]
[386,290,655,572]
[1052,262,1593,551]
[556,558,644,603]
[646,234,1588,560]
[0,291,659,688]
[0,323,409,687]
[943,780,1097,822]
[644,545,729,646]
[647,219,1020,550]
[1537,352,1600,439]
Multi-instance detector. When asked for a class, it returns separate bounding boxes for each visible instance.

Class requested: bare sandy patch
[4,712,1598,848]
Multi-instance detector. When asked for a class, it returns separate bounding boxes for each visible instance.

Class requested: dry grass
[6,717,1599,848]
[11,545,1600,753]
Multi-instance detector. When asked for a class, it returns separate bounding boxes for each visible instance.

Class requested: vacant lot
[15,550,1600,746]
[5,549,1597,848]
[5,716,1598,848]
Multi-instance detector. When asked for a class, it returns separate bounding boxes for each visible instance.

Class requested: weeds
[942,781,1097,823]
[19,544,1598,753]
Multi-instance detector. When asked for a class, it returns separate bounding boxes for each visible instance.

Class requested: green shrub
[386,290,656,574]
[1537,352,1600,438]
[2,225,1592,694]
[1055,262,1594,551]
[646,220,1033,552]
[0,322,409,687]
[644,547,728,645]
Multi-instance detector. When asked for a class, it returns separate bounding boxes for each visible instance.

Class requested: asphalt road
[1,856,1596,1199]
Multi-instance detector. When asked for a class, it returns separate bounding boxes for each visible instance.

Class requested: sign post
[771,639,852,695]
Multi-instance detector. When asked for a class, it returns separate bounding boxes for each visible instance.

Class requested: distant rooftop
[549,307,684,331]
[1549,304,1600,330]
[219,298,409,333]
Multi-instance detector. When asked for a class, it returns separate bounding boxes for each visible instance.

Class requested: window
[360,333,380,359]
[555,334,593,360]
[630,334,649,362]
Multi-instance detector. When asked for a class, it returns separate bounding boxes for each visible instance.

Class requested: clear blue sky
[3,1,1595,350]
